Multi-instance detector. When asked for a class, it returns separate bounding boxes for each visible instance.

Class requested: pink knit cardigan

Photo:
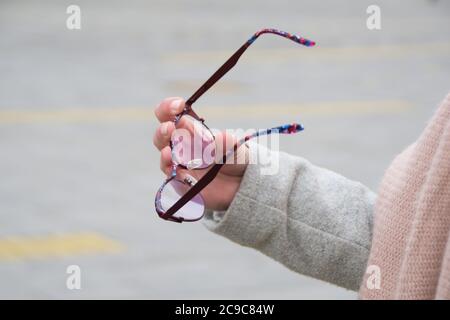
[360,93,450,299]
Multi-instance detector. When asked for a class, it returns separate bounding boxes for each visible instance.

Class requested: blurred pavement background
[0,0,449,299]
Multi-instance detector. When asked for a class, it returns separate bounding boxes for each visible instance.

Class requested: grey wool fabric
[203,143,376,291]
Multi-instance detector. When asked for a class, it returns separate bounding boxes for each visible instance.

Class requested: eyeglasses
[155,28,315,223]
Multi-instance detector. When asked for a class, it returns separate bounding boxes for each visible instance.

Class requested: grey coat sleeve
[203,143,376,291]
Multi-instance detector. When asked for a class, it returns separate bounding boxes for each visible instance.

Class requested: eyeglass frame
[155,28,315,223]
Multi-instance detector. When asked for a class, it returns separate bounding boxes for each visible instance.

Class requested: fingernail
[160,122,169,136]
[170,99,183,114]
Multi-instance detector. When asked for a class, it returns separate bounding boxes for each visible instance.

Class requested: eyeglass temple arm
[161,123,304,219]
[185,29,315,108]
[185,44,247,108]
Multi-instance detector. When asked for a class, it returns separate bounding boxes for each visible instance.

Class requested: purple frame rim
[155,176,206,223]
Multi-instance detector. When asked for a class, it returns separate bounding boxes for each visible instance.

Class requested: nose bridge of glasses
[187,108,204,122]
[174,104,204,123]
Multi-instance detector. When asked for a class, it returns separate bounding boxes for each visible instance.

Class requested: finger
[160,146,173,176]
[160,147,201,183]
[175,168,202,187]
[154,97,185,123]
[176,114,206,137]
[153,121,176,151]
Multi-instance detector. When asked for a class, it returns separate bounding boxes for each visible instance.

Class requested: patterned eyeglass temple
[224,123,305,162]
[247,28,315,46]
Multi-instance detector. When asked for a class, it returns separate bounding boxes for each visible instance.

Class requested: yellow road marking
[163,42,450,64]
[201,100,412,118]
[166,79,245,93]
[0,108,154,124]
[0,232,123,261]
[0,100,413,124]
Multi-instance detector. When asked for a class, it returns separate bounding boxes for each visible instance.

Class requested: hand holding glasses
[155,28,315,223]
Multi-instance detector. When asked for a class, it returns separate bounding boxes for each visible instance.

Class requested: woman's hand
[153,97,248,211]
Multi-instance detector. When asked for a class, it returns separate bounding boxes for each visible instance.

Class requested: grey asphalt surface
[0,0,449,299]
